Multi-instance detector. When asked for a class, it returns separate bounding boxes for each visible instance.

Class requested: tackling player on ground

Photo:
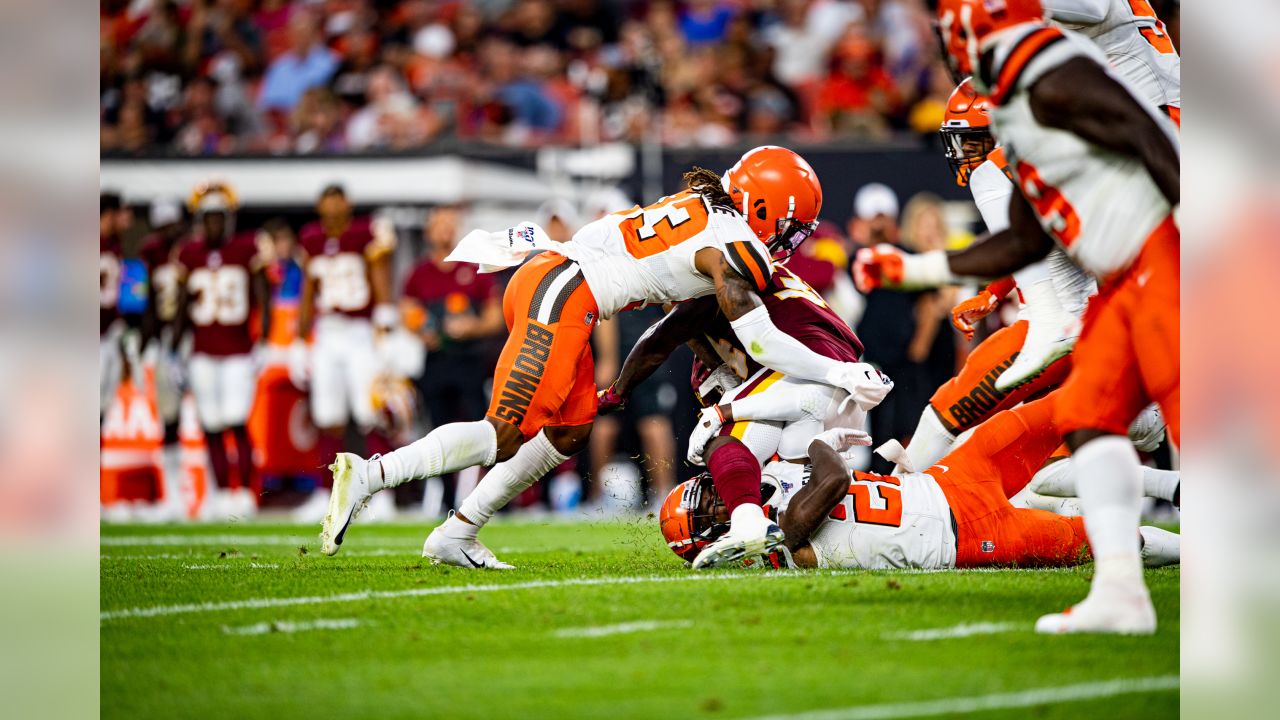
[857,0,1180,633]
[320,146,892,566]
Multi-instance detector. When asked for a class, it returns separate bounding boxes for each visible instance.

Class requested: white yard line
[221,618,360,636]
[742,676,1179,720]
[101,570,858,622]
[553,620,693,639]
[182,563,280,570]
[882,622,1020,641]
[102,535,312,546]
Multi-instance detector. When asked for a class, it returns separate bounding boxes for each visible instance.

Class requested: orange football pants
[929,396,1090,568]
[1053,215,1180,445]
[487,253,599,439]
[929,319,1072,434]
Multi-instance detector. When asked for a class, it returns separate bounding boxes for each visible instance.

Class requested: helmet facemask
[940,126,994,187]
[769,217,819,261]
[684,474,730,550]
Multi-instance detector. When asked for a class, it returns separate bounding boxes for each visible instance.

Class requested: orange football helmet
[940,78,996,187]
[659,474,728,563]
[935,0,1046,77]
[722,145,823,259]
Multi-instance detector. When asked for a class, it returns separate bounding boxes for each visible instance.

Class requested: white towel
[445,222,566,273]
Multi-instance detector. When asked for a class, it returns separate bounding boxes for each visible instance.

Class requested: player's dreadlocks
[683,166,735,210]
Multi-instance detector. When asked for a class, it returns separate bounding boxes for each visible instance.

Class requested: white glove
[288,339,310,390]
[811,427,873,461]
[824,362,894,412]
[696,363,743,406]
[687,405,727,466]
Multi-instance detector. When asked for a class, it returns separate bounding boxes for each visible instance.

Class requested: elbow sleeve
[729,306,840,383]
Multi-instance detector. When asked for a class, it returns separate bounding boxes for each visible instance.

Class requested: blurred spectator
[257,10,338,112]
[679,0,738,46]
[849,183,923,472]
[899,192,958,395]
[401,206,504,506]
[346,65,442,150]
[815,34,901,138]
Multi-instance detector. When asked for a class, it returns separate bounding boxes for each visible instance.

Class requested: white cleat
[1139,526,1180,567]
[1035,585,1157,635]
[996,279,1080,392]
[422,521,515,570]
[319,453,375,556]
[691,505,785,570]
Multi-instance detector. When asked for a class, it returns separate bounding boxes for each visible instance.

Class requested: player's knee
[488,418,526,462]
[546,423,593,456]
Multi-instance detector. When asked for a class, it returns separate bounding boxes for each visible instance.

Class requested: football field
[101,520,1179,719]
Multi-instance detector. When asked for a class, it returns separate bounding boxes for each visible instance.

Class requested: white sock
[372,420,497,492]
[1028,458,1075,497]
[904,407,956,472]
[457,431,569,528]
[1074,436,1144,586]
[1019,277,1074,330]
[729,502,768,531]
[1141,467,1179,503]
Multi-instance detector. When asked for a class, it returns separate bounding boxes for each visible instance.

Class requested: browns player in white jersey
[173,181,272,518]
[321,147,892,568]
[660,397,1179,572]
[857,0,1179,633]
[290,184,397,521]
[1046,0,1180,123]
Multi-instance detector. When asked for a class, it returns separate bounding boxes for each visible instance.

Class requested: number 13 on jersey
[617,192,710,259]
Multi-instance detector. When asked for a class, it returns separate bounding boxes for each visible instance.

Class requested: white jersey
[764,461,957,570]
[970,149,1095,315]
[560,191,774,319]
[978,24,1177,278]
[1047,0,1180,110]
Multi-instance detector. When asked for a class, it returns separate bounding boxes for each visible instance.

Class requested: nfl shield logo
[584,311,595,325]
[981,541,996,553]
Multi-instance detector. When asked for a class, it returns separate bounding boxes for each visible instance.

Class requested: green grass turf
[101,519,1178,719]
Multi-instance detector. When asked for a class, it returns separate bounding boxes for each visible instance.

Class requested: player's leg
[298,328,349,520]
[347,330,397,519]
[1036,278,1155,635]
[903,321,1070,473]
[997,249,1090,392]
[426,346,595,567]
[1132,218,1181,447]
[220,353,258,517]
[188,353,230,489]
[963,508,1090,568]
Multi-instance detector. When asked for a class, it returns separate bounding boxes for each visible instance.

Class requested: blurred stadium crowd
[101,0,958,154]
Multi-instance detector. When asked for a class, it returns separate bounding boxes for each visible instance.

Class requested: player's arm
[172,271,191,351]
[1029,57,1180,206]
[779,438,853,551]
[368,220,398,330]
[695,247,837,383]
[253,267,272,341]
[611,297,716,397]
[297,260,317,339]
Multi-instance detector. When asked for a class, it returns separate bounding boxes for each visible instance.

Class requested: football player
[100,192,126,418]
[291,184,398,521]
[600,262,886,568]
[900,78,1094,472]
[661,396,1179,572]
[172,181,272,518]
[856,0,1180,633]
[321,146,891,566]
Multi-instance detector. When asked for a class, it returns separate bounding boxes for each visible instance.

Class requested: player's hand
[852,244,905,293]
[695,364,742,407]
[951,290,1000,341]
[288,339,310,390]
[825,362,894,412]
[597,385,626,415]
[687,405,727,466]
[811,427,873,457]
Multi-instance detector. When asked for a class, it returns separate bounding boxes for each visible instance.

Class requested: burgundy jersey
[139,233,184,326]
[178,232,266,356]
[701,264,864,382]
[298,216,394,320]
[101,234,121,336]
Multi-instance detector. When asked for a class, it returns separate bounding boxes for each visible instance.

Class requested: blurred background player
[100,192,129,419]
[173,181,272,519]
[291,184,398,521]
[401,205,504,514]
